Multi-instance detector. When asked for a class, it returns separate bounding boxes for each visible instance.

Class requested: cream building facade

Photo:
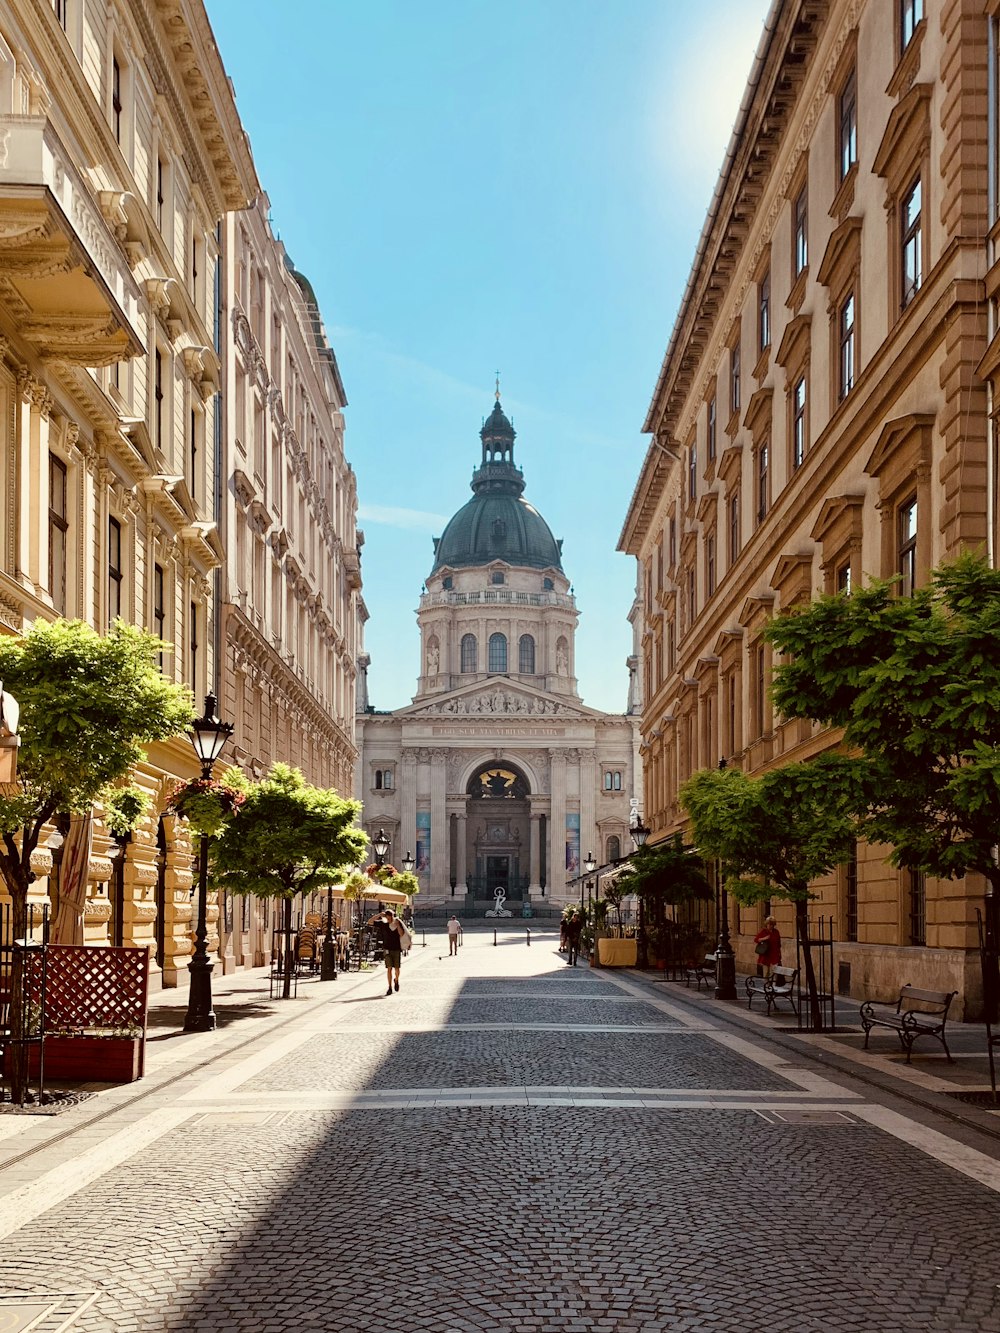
[216,195,360,969]
[621,0,996,1013]
[0,0,359,988]
[358,399,640,910]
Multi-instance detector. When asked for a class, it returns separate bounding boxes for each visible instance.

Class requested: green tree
[613,835,711,965]
[764,553,1000,941]
[211,764,366,998]
[0,619,193,1098]
[680,758,867,1027]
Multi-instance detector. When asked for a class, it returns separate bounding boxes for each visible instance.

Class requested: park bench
[859,985,956,1063]
[685,954,717,991]
[745,965,800,1017]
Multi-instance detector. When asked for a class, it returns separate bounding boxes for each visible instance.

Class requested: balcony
[0,117,145,365]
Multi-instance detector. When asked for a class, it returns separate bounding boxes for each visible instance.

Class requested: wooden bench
[745,965,800,1017]
[685,954,717,991]
[860,985,956,1064]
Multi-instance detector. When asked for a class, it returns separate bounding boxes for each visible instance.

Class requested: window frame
[48,454,69,615]
[518,633,536,674]
[707,395,717,462]
[838,66,858,185]
[792,375,807,470]
[108,515,123,624]
[900,0,924,52]
[755,441,769,527]
[838,290,856,402]
[758,269,771,356]
[488,632,507,674]
[793,185,808,279]
[898,495,918,597]
[901,176,922,310]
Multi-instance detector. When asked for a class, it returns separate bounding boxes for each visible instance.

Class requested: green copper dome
[430,400,564,574]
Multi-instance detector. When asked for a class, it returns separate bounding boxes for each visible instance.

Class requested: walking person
[369,908,407,994]
[447,914,463,956]
[753,915,781,978]
[565,910,583,967]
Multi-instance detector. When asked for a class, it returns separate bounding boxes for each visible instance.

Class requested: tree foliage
[211,763,365,900]
[680,760,867,904]
[613,834,712,907]
[764,553,1000,890]
[0,618,192,1101]
[680,759,868,1028]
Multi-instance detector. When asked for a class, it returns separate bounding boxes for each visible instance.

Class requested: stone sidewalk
[1,926,1000,1330]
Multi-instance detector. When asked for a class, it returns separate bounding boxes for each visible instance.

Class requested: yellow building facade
[621,0,996,1013]
[0,0,359,989]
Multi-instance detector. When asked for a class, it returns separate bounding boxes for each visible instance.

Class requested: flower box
[29,1035,144,1083]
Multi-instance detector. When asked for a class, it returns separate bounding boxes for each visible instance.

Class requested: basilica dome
[430,400,564,574]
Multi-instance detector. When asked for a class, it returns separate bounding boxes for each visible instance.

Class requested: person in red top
[753,916,781,977]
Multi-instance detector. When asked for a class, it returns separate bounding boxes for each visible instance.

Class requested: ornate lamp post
[631,819,649,969]
[714,758,738,1001]
[372,828,390,868]
[584,852,597,964]
[183,693,233,1033]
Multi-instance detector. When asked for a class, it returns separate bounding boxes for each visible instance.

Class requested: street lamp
[184,693,233,1033]
[714,757,738,1001]
[584,852,597,963]
[372,828,390,867]
[631,819,649,969]
[401,850,415,873]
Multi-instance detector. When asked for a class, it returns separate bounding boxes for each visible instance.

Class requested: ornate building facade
[216,196,361,968]
[358,399,640,908]
[620,0,995,1011]
[0,1,359,987]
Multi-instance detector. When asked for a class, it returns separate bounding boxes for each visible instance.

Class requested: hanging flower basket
[167,778,246,837]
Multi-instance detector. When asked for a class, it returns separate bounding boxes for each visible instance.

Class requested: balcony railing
[420,589,576,610]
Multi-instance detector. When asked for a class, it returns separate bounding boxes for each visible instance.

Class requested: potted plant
[167,771,246,837]
[29,1022,145,1082]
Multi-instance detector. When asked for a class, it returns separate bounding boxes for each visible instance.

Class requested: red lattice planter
[25,945,149,1084]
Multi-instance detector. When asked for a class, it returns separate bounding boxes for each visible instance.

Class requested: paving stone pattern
[241,1029,788,1094]
[2,1108,1000,1332]
[1,938,1000,1330]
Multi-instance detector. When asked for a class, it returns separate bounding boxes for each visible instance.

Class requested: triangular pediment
[396,677,606,722]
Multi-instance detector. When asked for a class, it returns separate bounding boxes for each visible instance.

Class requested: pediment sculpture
[434,690,563,716]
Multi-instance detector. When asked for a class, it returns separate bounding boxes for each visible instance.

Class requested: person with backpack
[369,908,409,994]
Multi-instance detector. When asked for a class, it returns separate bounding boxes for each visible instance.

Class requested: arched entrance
[465,762,530,902]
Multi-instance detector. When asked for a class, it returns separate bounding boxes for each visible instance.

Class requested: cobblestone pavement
[1,928,1000,1330]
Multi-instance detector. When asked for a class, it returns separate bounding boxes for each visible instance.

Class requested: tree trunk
[795,897,823,1032]
[282,897,293,1000]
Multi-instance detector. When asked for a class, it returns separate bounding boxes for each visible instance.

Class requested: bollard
[493,929,497,946]
[526,927,531,947]
[422,931,426,948]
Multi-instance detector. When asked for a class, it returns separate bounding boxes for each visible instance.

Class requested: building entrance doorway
[486,855,510,894]
[464,762,531,901]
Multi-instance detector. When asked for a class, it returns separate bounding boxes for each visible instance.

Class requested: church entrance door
[486,855,510,896]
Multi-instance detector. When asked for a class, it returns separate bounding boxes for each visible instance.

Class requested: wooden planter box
[29,1035,144,1083]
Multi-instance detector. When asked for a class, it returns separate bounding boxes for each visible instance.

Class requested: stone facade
[0,1,358,988]
[620,0,997,1015]
[215,196,360,970]
[359,400,640,908]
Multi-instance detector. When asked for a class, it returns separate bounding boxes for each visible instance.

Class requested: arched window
[607,835,621,862]
[374,770,383,790]
[518,634,535,673]
[461,634,477,673]
[491,571,505,585]
[382,769,393,790]
[543,577,554,591]
[488,632,507,673]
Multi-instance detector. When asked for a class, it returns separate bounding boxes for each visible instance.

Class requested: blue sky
[207,0,770,713]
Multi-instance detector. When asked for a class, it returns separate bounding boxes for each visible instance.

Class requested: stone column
[430,749,447,896]
[579,746,597,865]
[528,806,542,896]
[400,749,417,876]
[549,749,567,899]
[454,811,468,894]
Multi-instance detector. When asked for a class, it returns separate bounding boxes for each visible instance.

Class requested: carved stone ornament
[434,691,563,716]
